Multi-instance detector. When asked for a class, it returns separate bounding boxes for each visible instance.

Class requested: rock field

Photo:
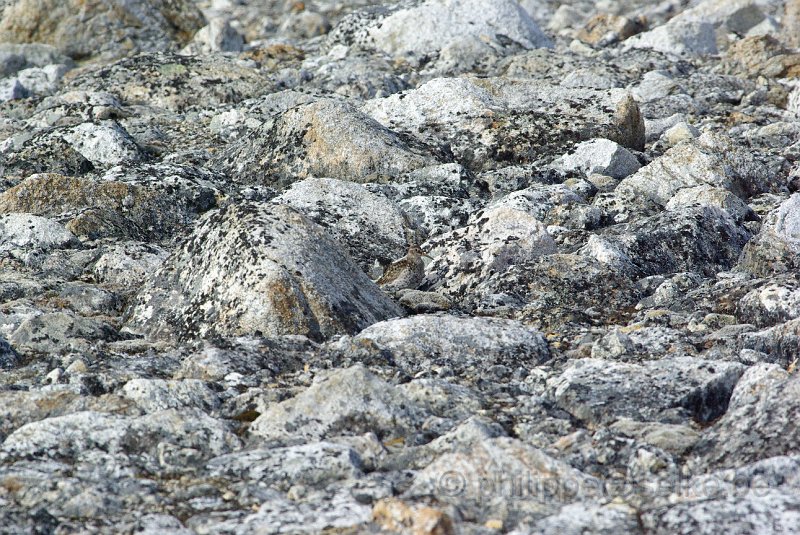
[1,0,800,533]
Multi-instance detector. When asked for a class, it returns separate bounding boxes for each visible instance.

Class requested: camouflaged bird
[376,244,431,292]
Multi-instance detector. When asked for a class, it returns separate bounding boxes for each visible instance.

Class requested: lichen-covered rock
[547,357,745,425]
[0,169,218,241]
[326,0,551,73]
[406,437,601,524]
[327,314,550,377]
[0,0,205,62]
[249,364,429,443]
[722,35,800,79]
[472,254,642,328]
[556,138,641,179]
[60,122,142,166]
[613,134,770,210]
[214,99,442,190]
[274,178,411,273]
[126,203,403,342]
[694,364,800,468]
[1,408,240,463]
[121,378,220,413]
[739,194,800,276]
[422,204,557,302]
[207,442,363,491]
[65,52,275,113]
[664,185,756,223]
[0,335,19,369]
[601,206,751,277]
[363,77,645,172]
[737,279,800,328]
[0,213,78,253]
[9,311,118,355]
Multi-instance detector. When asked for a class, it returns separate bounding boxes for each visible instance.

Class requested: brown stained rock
[784,0,800,49]
[0,0,205,62]
[126,203,403,342]
[722,35,800,79]
[0,171,217,241]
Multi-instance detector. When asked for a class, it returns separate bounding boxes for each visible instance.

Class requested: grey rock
[0,77,27,101]
[0,43,72,78]
[186,19,244,54]
[328,314,550,377]
[90,241,169,289]
[363,77,645,173]
[2,408,240,463]
[60,122,142,166]
[406,437,602,525]
[739,194,800,276]
[473,254,642,328]
[249,364,429,443]
[0,213,78,253]
[695,364,800,468]
[0,168,219,241]
[625,21,717,57]
[737,280,800,328]
[9,311,118,355]
[548,357,746,425]
[126,203,403,342]
[327,0,551,73]
[214,99,441,190]
[615,134,770,209]
[0,335,19,369]
[207,442,363,491]
[121,379,220,413]
[601,206,750,277]
[422,203,557,303]
[557,138,641,179]
[176,336,311,383]
[523,502,641,535]
[396,290,453,313]
[274,177,410,273]
[665,185,756,223]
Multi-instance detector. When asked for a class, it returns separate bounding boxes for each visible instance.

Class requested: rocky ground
[0,0,799,533]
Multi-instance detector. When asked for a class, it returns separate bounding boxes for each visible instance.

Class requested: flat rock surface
[1,0,799,532]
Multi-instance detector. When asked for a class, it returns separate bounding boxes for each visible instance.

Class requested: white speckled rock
[328,0,551,72]
[548,357,746,425]
[61,122,142,166]
[557,138,641,180]
[126,203,403,342]
[362,76,645,171]
[423,204,557,301]
[9,311,118,355]
[207,442,363,490]
[407,437,601,523]
[740,194,800,276]
[0,77,26,101]
[214,99,440,190]
[2,409,240,461]
[249,364,429,443]
[0,213,78,253]
[121,378,221,413]
[614,133,769,208]
[624,20,717,56]
[665,185,755,222]
[329,314,550,376]
[738,282,800,328]
[274,177,410,272]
